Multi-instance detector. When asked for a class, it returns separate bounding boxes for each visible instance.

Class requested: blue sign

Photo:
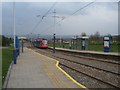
[104,36,110,52]
[15,36,19,49]
[15,36,20,56]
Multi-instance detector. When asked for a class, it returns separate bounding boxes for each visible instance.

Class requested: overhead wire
[29,1,57,35]
[71,0,96,15]
[30,18,43,34]
[42,0,96,33]
[56,0,96,25]
[43,2,57,18]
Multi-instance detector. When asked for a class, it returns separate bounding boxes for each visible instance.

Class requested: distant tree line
[81,31,119,44]
[89,31,102,44]
[1,35,13,46]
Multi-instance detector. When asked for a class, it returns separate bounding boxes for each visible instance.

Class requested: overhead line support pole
[13,2,17,64]
[13,2,16,49]
[53,9,56,53]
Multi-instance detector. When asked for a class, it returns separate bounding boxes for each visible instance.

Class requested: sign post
[13,36,19,64]
[15,36,19,56]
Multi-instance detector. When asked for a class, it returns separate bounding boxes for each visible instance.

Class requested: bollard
[13,49,17,64]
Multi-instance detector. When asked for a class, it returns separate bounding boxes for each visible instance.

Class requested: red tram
[33,38,48,49]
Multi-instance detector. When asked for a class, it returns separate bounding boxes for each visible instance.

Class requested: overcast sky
[1,0,119,37]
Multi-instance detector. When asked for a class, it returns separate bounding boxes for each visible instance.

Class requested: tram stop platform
[49,47,119,56]
[4,47,86,88]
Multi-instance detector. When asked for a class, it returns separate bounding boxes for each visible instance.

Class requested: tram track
[54,55,119,75]
[42,48,119,75]
[59,63,119,88]
[62,52,120,65]
[51,54,120,88]
[48,48,119,65]
[57,58,119,88]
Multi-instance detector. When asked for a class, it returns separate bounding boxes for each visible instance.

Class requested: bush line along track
[30,47,120,88]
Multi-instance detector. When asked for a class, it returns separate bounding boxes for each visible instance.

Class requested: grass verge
[2,46,13,85]
[48,42,119,52]
[0,48,2,89]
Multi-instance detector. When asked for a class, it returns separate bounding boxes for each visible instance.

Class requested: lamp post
[30,33,32,46]
[13,2,16,64]
[13,2,16,49]
[53,9,56,53]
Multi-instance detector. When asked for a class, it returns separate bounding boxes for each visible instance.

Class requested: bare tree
[81,32,87,37]
[94,31,100,40]
[89,31,101,44]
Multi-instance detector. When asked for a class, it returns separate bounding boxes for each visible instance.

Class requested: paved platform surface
[49,47,119,56]
[7,47,80,88]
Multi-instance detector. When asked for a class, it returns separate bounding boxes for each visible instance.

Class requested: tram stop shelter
[78,36,89,50]
[18,36,27,41]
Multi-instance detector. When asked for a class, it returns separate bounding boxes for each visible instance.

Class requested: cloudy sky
[1,0,119,37]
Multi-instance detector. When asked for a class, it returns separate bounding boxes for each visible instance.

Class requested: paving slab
[6,47,81,88]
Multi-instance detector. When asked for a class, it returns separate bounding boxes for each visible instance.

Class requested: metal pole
[76,38,77,50]
[38,34,40,38]
[31,33,32,47]
[22,39,23,53]
[53,9,56,53]
[73,39,74,49]
[60,36,61,48]
[53,33,55,53]
[18,38,19,56]
[13,2,16,48]
[13,2,16,64]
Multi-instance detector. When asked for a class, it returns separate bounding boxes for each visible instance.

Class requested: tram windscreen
[42,40,47,44]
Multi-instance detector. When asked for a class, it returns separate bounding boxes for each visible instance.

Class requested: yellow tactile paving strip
[30,48,88,89]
